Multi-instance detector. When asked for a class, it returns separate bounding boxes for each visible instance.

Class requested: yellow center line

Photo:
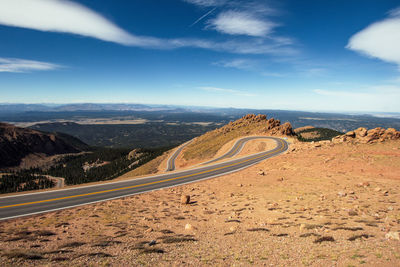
[0,139,285,209]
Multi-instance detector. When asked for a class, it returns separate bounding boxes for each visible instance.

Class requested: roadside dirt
[1,140,399,266]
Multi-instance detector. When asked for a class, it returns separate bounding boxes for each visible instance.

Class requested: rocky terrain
[0,117,399,266]
[333,127,400,144]
[0,123,89,169]
[175,114,295,167]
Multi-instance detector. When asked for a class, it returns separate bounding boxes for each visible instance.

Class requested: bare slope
[1,139,399,266]
[120,114,295,178]
[181,114,295,162]
[0,123,89,169]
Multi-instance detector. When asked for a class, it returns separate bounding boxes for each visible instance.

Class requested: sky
[0,0,400,112]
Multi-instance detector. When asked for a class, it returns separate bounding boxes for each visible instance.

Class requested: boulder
[345,131,356,138]
[355,127,368,137]
[180,195,190,205]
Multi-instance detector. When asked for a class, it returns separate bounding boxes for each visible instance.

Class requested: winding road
[0,136,288,221]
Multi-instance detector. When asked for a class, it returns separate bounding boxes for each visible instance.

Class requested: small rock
[362,182,370,187]
[387,206,394,211]
[374,187,382,192]
[145,228,153,233]
[385,231,400,241]
[180,195,190,204]
[237,184,243,187]
[338,191,347,197]
[348,209,358,216]
[229,226,237,232]
[185,224,193,230]
[257,170,265,176]
[148,240,157,246]
[300,224,306,231]
[383,190,389,196]
[277,177,284,182]
[349,191,355,195]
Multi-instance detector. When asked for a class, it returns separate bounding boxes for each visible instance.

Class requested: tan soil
[1,140,399,266]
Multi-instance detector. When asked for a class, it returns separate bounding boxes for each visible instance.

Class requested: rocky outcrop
[217,114,295,137]
[0,122,89,169]
[332,127,400,144]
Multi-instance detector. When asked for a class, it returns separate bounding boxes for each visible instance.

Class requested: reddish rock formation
[332,127,400,144]
[216,114,295,137]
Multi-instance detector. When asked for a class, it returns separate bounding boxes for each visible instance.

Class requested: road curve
[202,136,276,165]
[166,140,192,171]
[0,137,288,221]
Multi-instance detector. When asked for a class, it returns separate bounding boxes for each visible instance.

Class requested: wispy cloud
[0,58,61,73]
[0,0,164,47]
[183,0,226,7]
[212,59,255,70]
[199,86,256,97]
[347,7,400,67]
[0,0,295,56]
[208,10,276,37]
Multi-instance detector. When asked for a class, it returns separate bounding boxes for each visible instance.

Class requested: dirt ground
[0,140,399,266]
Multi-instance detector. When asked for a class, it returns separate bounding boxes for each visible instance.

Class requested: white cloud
[389,7,400,17]
[0,58,61,73]
[183,0,226,7]
[0,0,294,56]
[208,10,275,37]
[0,0,164,47]
[199,86,256,97]
[213,59,254,70]
[347,9,400,67]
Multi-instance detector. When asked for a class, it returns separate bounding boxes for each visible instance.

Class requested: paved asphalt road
[0,137,288,221]
[202,136,278,165]
[166,140,193,171]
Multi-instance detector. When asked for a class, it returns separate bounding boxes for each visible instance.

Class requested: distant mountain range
[0,103,399,118]
[0,103,178,112]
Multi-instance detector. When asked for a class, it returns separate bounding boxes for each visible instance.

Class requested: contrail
[190,7,217,27]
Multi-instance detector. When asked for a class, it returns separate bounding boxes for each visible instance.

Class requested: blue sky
[0,0,400,112]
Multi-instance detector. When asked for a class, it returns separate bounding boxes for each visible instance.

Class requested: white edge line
[202,136,278,165]
[0,142,288,222]
[0,137,285,200]
[165,139,193,172]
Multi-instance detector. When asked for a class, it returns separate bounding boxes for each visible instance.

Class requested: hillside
[1,128,399,266]
[181,114,295,162]
[296,127,343,142]
[0,122,90,169]
[120,114,295,178]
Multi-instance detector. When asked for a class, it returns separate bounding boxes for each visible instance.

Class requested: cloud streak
[347,7,400,67]
[0,58,62,73]
[183,0,226,7]
[213,59,255,70]
[208,10,276,37]
[0,0,163,47]
[190,7,217,27]
[0,0,295,56]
